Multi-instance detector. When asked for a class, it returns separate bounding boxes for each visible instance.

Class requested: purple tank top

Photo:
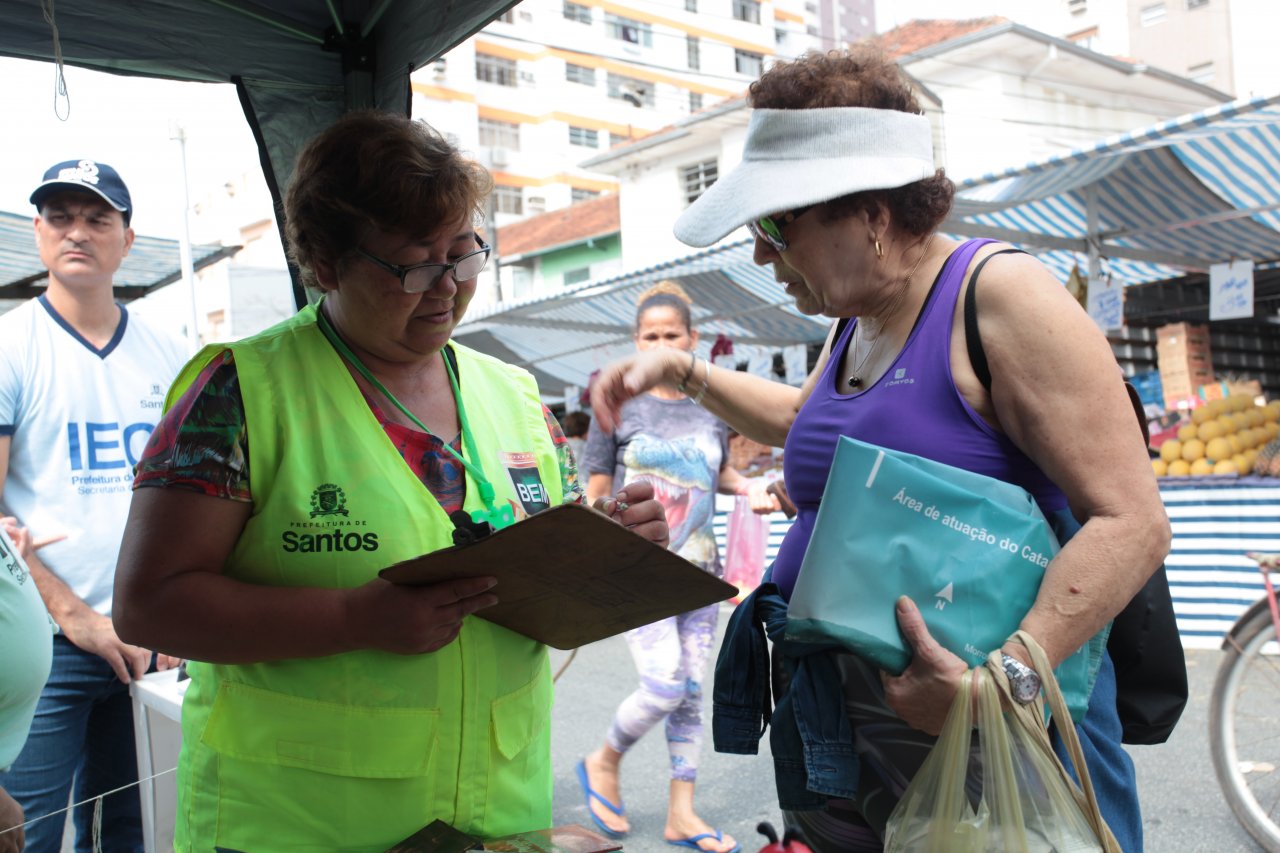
[772,238,1068,599]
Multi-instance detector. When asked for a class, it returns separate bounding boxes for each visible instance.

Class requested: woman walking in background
[576,282,777,853]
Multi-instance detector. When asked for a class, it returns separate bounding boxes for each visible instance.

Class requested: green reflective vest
[170,306,562,852]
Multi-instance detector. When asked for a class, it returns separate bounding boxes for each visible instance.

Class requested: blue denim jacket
[712,581,859,810]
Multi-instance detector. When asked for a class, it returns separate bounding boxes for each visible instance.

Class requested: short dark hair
[749,47,954,236]
[561,411,591,438]
[284,110,494,288]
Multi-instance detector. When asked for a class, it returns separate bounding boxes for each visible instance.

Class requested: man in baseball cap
[1,159,186,849]
[29,159,133,226]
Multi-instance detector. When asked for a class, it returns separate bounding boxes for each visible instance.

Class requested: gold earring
[874,239,883,259]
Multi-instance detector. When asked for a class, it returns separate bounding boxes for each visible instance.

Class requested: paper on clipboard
[379,503,735,649]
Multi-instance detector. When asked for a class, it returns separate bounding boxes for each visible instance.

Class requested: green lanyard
[315,302,514,531]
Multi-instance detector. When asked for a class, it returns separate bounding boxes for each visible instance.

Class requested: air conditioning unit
[490,146,511,167]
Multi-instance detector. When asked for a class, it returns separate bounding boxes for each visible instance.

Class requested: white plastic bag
[884,633,1120,853]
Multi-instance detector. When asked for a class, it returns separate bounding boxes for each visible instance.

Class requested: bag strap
[963,249,1025,392]
[988,634,1123,852]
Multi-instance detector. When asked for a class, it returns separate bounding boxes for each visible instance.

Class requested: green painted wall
[537,234,621,287]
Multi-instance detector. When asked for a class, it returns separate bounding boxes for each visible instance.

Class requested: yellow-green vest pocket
[490,657,552,761]
[202,681,439,778]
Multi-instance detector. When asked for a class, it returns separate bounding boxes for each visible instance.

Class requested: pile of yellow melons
[1154,394,1280,477]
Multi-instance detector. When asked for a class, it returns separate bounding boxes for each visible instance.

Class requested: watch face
[1012,677,1040,704]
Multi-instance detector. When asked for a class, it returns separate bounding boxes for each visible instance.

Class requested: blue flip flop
[666,830,741,853]
[574,759,627,840]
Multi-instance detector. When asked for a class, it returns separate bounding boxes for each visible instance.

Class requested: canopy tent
[947,93,1280,288]
[0,0,518,309]
[0,211,238,313]
[453,239,830,396]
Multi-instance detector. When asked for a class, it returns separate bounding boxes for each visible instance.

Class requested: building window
[607,73,654,108]
[563,1,591,23]
[565,63,597,86]
[476,54,517,86]
[689,91,703,112]
[687,35,701,70]
[1065,25,1098,49]
[496,10,514,23]
[1067,0,1087,14]
[1188,61,1215,83]
[493,185,523,216]
[478,118,520,150]
[775,27,786,43]
[1186,0,1209,7]
[572,188,601,203]
[685,0,697,11]
[564,268,592,286]
[1140,2,1167,24]
[732,0,761,24]
[605,13,653,47]
[569,126,600,147]
[735,49,763,77]
[609,132,630,147]
[680,159,718,205]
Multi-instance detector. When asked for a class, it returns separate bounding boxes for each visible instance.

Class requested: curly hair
[284,110,494,288]
[749,47,954,236]
[635,279,693,331]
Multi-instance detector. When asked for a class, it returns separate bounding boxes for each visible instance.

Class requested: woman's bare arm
[968,251,1171,667]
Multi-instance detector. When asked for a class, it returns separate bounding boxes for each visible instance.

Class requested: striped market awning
[0,210,239,312]
[948,93,1280,287]
[453,239,831,396]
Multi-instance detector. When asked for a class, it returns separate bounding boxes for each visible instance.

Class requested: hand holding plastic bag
[884,632,1120,853]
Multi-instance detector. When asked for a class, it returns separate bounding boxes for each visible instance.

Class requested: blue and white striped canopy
[948,93,1280,287]
[454,239,831,395]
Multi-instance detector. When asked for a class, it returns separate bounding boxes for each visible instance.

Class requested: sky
[0,0,1004,242]
[1,57,263,241]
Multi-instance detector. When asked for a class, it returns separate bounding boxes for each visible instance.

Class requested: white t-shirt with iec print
[0,296,187,616]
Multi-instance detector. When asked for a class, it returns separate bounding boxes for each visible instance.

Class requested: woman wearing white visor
[590,48,1167,852]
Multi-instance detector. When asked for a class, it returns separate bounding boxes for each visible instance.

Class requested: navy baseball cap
[30,159,133,225]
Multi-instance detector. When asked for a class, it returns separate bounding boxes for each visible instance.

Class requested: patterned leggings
[606,601,720,782]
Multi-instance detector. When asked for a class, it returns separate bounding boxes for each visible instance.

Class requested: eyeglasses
[746,205,815,252]
[355,233,491,293]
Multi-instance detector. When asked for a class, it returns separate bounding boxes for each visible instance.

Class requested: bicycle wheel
[1210,604,1280,852]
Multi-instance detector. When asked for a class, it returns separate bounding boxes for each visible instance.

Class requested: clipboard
[379,503,735,649]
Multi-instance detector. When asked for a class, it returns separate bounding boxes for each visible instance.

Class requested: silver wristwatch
[1001,653,1042,704]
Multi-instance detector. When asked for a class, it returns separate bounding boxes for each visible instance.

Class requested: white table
[129,668,189,853]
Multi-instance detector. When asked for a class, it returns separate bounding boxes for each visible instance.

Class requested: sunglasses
[356,233,491,294]
[746,204,815,252]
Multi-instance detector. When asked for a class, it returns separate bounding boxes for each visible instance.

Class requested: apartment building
[411,0,822,231]
[584,17,1229,269]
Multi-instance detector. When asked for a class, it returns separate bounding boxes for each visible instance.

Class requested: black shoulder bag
[964,251,1187,745]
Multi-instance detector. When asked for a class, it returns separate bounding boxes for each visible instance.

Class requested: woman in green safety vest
[111,110,669,852]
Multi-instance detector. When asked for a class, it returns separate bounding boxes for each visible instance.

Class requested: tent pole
[171,124,202,354]
[1085,185,1101,290]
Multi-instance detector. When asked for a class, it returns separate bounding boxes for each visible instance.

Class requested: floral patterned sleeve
[133,350,252,500]
[542,405,585,505]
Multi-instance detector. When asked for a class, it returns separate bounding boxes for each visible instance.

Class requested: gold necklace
[847,233,936,389]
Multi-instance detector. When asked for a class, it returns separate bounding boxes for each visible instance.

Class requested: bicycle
[1210,551,1280,851]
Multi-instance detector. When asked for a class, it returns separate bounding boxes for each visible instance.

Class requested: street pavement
[52,605,1267,851]
[549,604,1265,853]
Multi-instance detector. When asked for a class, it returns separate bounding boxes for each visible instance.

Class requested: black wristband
[677,349,697,392]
